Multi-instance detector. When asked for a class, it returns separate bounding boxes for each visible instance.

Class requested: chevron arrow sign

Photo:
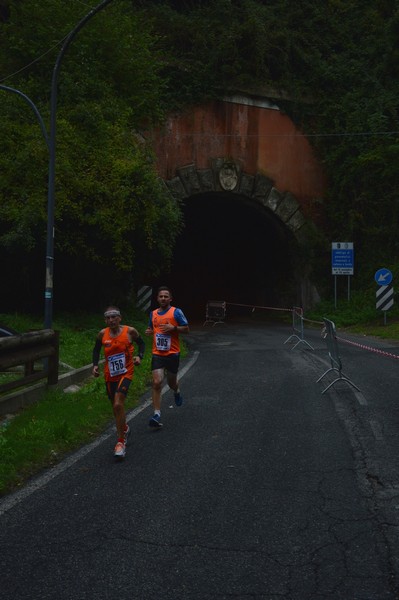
[136,286,152,312]
[376,285,394,311]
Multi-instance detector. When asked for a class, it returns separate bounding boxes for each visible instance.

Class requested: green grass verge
[305,289,399,341]
[0,308,170,497]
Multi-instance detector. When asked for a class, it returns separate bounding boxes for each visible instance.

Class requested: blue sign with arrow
[375,268,393,286]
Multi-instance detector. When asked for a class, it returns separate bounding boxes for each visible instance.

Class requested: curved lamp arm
[0,84,49,149]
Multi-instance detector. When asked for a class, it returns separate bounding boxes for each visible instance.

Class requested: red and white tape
[226,302,293,313]
[225,301,399,361]
[336,336,399,361]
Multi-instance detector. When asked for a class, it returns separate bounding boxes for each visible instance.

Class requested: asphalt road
[2,318,399,599]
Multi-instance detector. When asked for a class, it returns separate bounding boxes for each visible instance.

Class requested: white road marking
[0,351,200,516]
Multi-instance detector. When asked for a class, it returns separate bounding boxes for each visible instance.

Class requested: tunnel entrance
[160,192,301,320]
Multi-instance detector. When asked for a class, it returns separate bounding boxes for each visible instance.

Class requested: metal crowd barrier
[284,307,314,350]
[317,318,360,394]
[203,301,226,326]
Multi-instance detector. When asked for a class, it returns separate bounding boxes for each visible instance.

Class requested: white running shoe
[114,441,126,459]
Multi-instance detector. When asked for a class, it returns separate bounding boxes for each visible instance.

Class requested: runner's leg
[166,371,178,393]
[112,391,126,440]
[152,368,164,412]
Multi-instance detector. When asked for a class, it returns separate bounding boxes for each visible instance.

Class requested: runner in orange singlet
[92,306,145,459]
[145,286,189,428]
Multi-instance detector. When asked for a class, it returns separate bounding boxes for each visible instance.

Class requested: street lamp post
[44,0,114,329]
[0,85,49,150]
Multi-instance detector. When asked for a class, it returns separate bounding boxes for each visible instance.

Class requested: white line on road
[0,351,200,516]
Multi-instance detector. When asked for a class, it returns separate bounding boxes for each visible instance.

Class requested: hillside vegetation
[1,0,398,309]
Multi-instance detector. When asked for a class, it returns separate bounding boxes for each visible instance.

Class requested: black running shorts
[106,377,131,401]
[151,353,180,374]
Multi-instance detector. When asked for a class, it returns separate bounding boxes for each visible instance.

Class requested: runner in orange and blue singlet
[145,286,189,428]
[92,306,145,459]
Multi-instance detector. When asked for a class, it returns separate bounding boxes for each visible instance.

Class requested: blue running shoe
[174,391,183,407]
[149,413,163,428]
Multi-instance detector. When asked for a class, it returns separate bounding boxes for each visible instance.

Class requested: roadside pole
[44,0,114,329]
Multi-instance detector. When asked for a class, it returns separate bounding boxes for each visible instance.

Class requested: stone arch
[164,160,309,244]
[162,159,320,311]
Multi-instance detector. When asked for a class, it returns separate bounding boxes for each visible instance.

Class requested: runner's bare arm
[128,327,145,364]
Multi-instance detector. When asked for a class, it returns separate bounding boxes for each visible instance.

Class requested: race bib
[108,352,127,376]
[155,333,171,352]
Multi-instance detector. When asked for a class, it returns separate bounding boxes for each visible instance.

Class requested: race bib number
[155,333,171,352]
[108,352,127,376]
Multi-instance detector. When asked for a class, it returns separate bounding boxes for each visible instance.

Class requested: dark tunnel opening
[154,192,301,320]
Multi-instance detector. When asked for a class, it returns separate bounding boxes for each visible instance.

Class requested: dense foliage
[1,0,398,311]
[0,0,181,311]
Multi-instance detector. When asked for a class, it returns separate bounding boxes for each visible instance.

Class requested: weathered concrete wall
[152,97,326,221]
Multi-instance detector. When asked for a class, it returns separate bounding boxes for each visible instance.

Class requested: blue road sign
[332,242,354,275]
[375,268,393,286]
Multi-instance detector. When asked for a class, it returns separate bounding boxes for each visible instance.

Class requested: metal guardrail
[317,318,360,394]
[0,330,59,396]
[284,307,314,350]
[203,301,226,326]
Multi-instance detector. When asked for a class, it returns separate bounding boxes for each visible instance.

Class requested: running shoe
[124,424,131,445]
[149,413,163,428]
[174,391,183,407]
[114,441,126,459]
